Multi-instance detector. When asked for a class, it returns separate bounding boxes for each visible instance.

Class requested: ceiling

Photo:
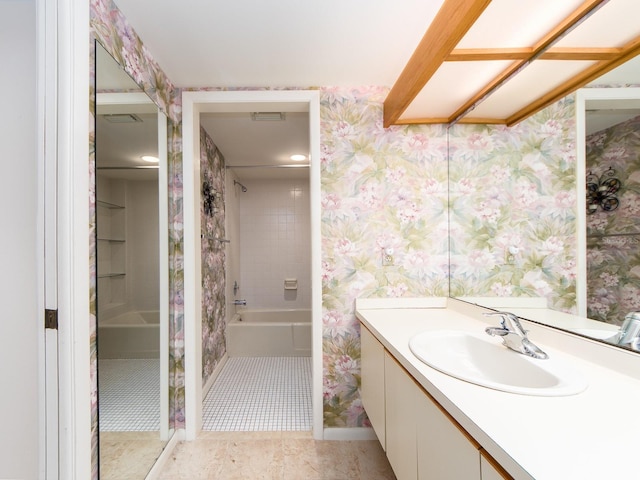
[96,45,159,181]
[101,0,640,179]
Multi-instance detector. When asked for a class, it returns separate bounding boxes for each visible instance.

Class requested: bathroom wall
[448,99,578,314]
[97,175,160,317]
[127,178,160,311]
[200,126,226,386]
[239,178,311,309]
[586,115,640,325]
[320,87,449,426]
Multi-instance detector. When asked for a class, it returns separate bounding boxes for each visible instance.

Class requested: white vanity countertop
[356,298,640,480]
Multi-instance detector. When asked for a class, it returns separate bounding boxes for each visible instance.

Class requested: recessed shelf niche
[97,177,127,314]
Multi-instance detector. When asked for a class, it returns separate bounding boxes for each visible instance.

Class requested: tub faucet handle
[233,299,246,306]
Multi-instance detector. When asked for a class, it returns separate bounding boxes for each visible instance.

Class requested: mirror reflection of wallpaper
[586,115,640,325]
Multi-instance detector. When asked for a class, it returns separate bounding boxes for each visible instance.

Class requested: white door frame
[39,0,59,476]
[54,0,92,477]
[575,87,640,317]
[182,90,323,440]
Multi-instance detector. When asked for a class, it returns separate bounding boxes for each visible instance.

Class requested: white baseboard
[144,429,185,480]
[202,353,229,397]
[322,427,378,441]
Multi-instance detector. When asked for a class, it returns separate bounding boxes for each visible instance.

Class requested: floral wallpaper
[200,127,227,386]
[449,97,579,314]
[586,115,640,325]
[320,86,449,426]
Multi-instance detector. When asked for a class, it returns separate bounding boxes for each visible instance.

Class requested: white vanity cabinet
[360,323,513,480]
[360,323,386,448]
[415,377,480,480]
[385,352,418,480]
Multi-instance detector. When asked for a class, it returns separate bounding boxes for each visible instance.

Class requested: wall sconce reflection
[586,167,621,214]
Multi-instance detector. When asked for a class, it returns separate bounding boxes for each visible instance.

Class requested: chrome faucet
[233,299,246,306]
[484,311,548,359]
[618,312,640,351]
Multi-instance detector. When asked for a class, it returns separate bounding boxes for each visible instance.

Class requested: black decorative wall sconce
[202,181,217,216]
[586,167,621,214]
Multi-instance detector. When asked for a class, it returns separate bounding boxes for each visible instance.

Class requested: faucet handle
[483,311,527,336]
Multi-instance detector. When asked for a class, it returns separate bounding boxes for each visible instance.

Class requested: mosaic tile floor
[98,358,160,431]
[202,357,312,431]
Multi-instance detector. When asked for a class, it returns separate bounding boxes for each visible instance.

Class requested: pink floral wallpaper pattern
[586,115,640,325]
[320,86,449,425]
[200,127,227,385]
[448,98,578,314]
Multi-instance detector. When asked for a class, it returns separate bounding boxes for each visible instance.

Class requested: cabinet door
[360,324,386,448]
[481,452,514,480]
[385,352,418,480]
[416,389,481,480]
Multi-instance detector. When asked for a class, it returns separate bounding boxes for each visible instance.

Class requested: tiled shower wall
[239,178,311,310]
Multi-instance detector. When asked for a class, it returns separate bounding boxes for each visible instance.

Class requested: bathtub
[98,310,160,359]
[226,309,311,357]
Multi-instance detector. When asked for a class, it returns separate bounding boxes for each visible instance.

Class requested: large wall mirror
[450,56,640,355]
[95,42,171,479]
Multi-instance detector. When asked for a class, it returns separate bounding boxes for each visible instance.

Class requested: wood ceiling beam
[393,116,506,125]
[506,34,640,126]
[446,0,609,124]
[382,0,491,128]
[446,47,620,62]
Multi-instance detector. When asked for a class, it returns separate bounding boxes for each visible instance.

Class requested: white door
[0,1,53,478]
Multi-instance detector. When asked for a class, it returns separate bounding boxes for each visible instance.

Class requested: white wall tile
[239,178,311,310]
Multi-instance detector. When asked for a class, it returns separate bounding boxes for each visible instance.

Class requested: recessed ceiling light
[141,155,159,163]
[290,154,306,161]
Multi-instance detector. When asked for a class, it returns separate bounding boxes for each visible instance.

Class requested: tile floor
[99,431,166,480]
[98,358,160,431]
[158,431,397,480]
[203,357,312,431]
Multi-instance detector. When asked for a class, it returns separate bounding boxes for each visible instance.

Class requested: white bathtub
[226,309,311,357]
[98,310,160,359]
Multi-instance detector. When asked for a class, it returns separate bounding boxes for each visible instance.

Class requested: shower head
[234,180,248,192]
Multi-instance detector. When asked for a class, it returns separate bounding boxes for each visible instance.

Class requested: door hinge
[45,309,58,330]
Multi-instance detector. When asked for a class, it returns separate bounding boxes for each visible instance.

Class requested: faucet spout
[483,311,548,359]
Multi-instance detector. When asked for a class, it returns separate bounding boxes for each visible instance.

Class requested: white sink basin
[409,330,588,396]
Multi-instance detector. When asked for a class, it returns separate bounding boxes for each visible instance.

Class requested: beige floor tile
[100,431,166,480]
[157,431,396,480]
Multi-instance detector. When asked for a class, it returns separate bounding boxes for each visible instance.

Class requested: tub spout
[233,299,246,306]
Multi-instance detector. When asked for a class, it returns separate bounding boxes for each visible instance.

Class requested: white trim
[143,431,182,480]
[574,87,640,317]
[56,0,91,477]
[181,89,323,441]
[322,427,378,441]
[202,354,229,398]
[182,92,203,441]
[38,0,59,476]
